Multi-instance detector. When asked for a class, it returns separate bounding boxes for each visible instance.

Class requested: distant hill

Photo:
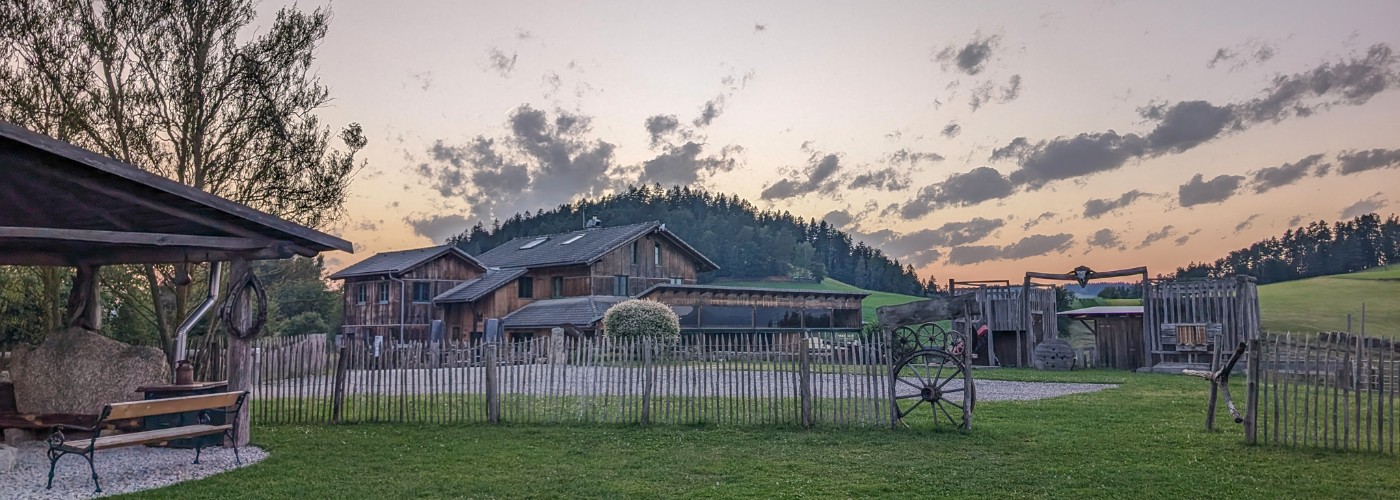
[1175,213,1400,285]
[449,185,932,296]
[1258,266,1400,337]
[711,278,926,323]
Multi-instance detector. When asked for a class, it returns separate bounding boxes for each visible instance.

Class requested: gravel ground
[0,442,265,499]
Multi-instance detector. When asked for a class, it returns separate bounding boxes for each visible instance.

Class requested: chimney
[585,216,602,229]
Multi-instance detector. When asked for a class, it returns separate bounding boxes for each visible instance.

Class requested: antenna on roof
[585,216,602,229]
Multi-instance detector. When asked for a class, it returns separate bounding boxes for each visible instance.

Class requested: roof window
[561,234,586,245]
[519,237,549,249]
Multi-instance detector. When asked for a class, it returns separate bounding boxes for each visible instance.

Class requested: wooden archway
[1022,265,1150,361]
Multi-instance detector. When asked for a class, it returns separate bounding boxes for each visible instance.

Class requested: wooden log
[225,258,254,446]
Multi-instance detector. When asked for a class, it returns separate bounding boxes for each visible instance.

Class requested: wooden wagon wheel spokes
[893,349,973,428]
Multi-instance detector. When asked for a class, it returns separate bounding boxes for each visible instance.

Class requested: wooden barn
[638,284,866,346]
[328,245,485,343]
[1058,305,1144,370]
[948,283,1058,368]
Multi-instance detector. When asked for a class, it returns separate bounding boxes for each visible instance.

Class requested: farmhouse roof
[1057,305,1143,318]
[473,221,718,271]
[0,120,352,265]
[432,267,529,304]
[637,283,870,299]
[329,244,483,280]
[500,295,627,329]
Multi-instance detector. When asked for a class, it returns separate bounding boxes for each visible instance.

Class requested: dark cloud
[1287,214,1310,227]
[847,167,911,191]
[935,32,1002,76]
[1143,100,1236,153]
[898,167,1014,219]
[1086,229,1125,251]
[760,153,844,200]
[1174,229,1203,246]
[1207,39,1278,70]
[945,233,1074,265]
[1179,173,1245,207]
[1237,44,1399,123]
[967,74,1023,111]
[1336,148,1400,175]
[941,122,962,138]
[754,23,767,33]
[693,95,727,127]
[1002,74,1023,101]
[487,47,518,77]
[1021,211,1056,230]
[637,142,741,186]
[1083,189,1152,219]
[644,115,681,147]
[999,132,1149,188]
[1340,192,1388,219]
[1234,214,1261,232]
[1136,225,1176,249]
[1251,154,1327,193]
[885,149,944,167]
[406,214,471,243]
[852,218,1004,268]
[821,209,854,228]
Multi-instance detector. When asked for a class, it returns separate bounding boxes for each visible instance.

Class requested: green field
[130,372,1398,499]
[1257,266,1400,337]
[711,278,926,323]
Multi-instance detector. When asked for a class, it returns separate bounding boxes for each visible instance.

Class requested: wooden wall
[589,234,699,285]
[1143,276,1259,368]
[339,253,483,342]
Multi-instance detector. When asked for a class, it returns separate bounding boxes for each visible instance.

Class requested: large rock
[10,328,169,415]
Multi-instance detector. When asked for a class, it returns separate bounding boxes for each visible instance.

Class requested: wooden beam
[0,226,277,250]
[0,246,296,266]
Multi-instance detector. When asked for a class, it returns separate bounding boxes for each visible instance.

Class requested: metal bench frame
[44,391,248,494]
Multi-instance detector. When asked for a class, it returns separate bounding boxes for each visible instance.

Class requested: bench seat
[58,424,232,452]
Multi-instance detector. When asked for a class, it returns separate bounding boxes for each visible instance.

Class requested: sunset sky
[268,0,1400,282]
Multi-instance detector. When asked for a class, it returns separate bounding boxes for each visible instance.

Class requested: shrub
[603,299,680,342]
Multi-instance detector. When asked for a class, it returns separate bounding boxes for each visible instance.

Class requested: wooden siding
[1143,276,1259,368]
[589,234,698,289]
[644,289,864,330]
[338,252,484,342]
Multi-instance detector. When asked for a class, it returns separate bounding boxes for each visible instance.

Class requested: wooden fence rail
[190,332,894,428]
[1252,331,1398,454]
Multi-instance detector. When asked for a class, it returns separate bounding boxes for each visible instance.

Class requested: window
[519,237,549,249]
[630,242,638,264]
[699,306,754,328]
[551,276,564,298]
[355,284,367,304]
[517,277,534,298]
[412,282,431,302]
[654,243,661,265]
[377,282,389,303]
[613,275,629,296]
[670,277,684,285]
[561,234,585,244]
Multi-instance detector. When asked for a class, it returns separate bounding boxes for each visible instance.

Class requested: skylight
[561,234,586,245]
[519,237,549,249]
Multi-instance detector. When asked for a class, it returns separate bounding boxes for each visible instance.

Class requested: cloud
[898,167,1013,219]
[406,214,471,243]
[941,122,962,138]
[1178,173,1245,207]
[1086,229,1125,251]
[1002,74,1023,101]
[760,153,845,200]
[1340,192,1389,219]
[1174,229,1202,246]
[821,209,853,227]
[1251,153,1328,193]
[487,47,518,77]
[935,32,1002,76]
[754,23,767,33]
[884,149,944,167]
[1336,148,1400,175]
[1136,225,1176,249]
[1021,211,1056,230]
[1234,214,1262,232]
[1143,100,1236,153]
[847,167,911,191]
[1237,44,1399,123]
[637,142,742,186]
[968,74,1023,111]
[644,115,681,147]
[1287,214,1310,227]
[854,218,1006,268]
[693,95,727,127]
[945,233,1074,265]
[1207,39,1278,71]
[997,132,1150,188]
[1083,189,1152,219]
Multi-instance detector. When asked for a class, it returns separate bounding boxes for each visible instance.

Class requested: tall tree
[0,0,365,360]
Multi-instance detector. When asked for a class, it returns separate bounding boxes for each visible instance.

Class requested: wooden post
[331,345,349,423]
[226,258,253,446]
[963,328,974,431]
[799,331,812,428]
[641,337,654,425]
[1206,339,1221,431]
[886,327,898,429]
[485,343,500,424]
[1245,337,1261,444]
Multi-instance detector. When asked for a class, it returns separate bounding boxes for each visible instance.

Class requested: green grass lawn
[1258,266,1400,337]
[128,372,1398,499]
[712,278,926,323]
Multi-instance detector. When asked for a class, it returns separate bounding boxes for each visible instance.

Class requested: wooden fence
[1249,332,1398,454]
[191,332,895,428]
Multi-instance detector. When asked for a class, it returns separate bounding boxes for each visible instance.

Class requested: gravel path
[0,442,265,499]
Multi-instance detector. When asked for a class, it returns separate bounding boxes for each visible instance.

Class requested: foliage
[1096,285,1143,299]
[603,299,680,341]
[256,256,341,336]
[1176,213,1400,285]
[450,185,931,295]
[0,267,47,346]
[0,0,364,359]
[139,375,1400,499]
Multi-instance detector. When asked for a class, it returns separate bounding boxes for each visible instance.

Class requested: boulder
[3,428,33,447]
[10,327,169,415]
[0,444,15,473]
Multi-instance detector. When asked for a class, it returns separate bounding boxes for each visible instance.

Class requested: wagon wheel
[893,348,974,428]
[890,322,959,357]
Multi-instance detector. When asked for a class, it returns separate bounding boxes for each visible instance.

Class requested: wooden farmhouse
[332,221,867,343]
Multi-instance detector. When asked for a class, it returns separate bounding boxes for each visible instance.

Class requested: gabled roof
[1057,305,1144,318]
[501,295,627,329]
[433,267,529,304]
[329,244,483,280]
[637,283,870,300]
[472,221,719,271]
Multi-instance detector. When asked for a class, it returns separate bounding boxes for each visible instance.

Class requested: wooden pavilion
[1057,305,1144,370]
[0,120,353,443]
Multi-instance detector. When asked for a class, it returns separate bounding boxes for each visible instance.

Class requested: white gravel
[0,442,265,499]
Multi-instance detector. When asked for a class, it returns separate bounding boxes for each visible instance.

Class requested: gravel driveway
[0,442,265,499]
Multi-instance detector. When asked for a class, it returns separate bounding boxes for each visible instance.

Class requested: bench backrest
[104,391,245,420]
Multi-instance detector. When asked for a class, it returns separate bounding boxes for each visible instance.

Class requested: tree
[0,0,365,360]
[603,299,680,342]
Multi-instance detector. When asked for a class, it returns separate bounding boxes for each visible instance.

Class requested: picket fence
[191,333,897,428]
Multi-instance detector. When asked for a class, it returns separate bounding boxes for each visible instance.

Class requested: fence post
[799,332,812,428]
[886,327,898,429]
[963,333,974,431]
[331,345,349,424]
[642,338,654,426]
[1245,337,1260,444]
[485,343,500,424]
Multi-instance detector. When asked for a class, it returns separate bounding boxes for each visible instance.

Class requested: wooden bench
[45,391,248,494]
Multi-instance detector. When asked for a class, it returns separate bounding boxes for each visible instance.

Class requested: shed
[1058,305,1144,370]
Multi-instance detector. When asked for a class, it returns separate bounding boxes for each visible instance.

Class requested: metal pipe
[175,261,223,362]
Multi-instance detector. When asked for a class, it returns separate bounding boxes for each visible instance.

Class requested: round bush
[603,299,681,341]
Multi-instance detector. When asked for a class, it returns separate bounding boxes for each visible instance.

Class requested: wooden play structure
[947,279,1058,367]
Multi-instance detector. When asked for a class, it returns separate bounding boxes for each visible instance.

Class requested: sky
[263,0,1400,282]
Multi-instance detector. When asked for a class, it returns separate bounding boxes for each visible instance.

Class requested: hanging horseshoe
[220,268,268,340]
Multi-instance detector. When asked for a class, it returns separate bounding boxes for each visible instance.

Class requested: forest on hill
[1174,213,1400,284]
[449,185,933,295]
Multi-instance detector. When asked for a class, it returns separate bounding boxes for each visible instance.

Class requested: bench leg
[85,452,101,494]
[45,449,61,489]
[193,443,202,465]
